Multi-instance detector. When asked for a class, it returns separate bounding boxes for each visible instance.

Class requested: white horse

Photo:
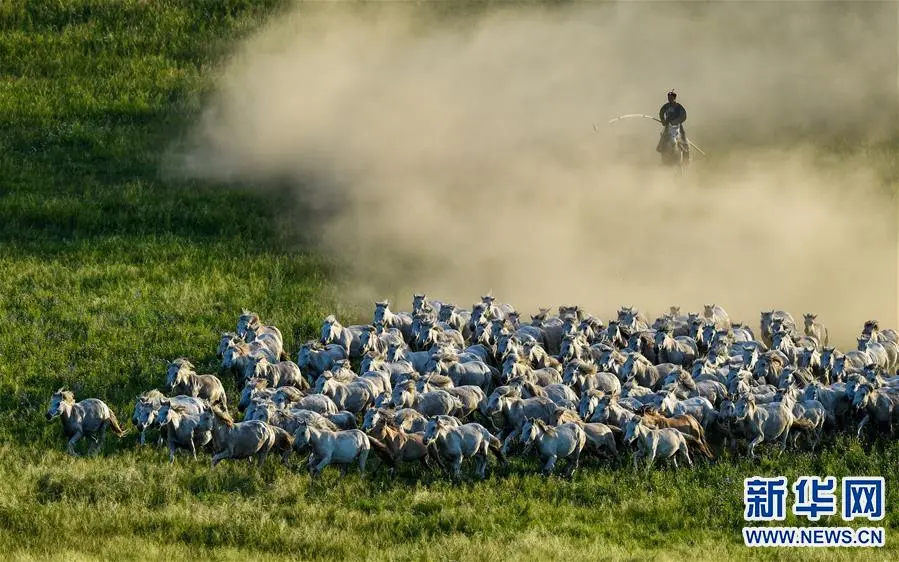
[520,419,586,478]
[624,416,694,471]
[46,389,126,456]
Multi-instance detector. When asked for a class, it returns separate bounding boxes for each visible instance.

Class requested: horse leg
[681,442,693,468]
[66,431,84,456]
[421,447,438,473]
[313,453,332,477]
[87,433,100,457]
[359,448,370,477]
[370,457,385,478]
[728,433,739,457]
[564,450,581,480]
[190,438,198,461]
[477,410,499,431]
[211,451,230,467]
[432,447,451,476]
[450,455,463,484]
[305,452,318,474]
[543,454,557,477]
[256,449,270,468]
[747,433,764,459]
[857,415,870,440]
[633,449,643,472]
[646,443,658,473]
[169,441,177,464]
[778,427,790,456]
[475,449,488,480]
[501,429,520,457]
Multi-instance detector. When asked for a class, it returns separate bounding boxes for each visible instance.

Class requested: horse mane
[249,350,269,361]
[140,389,164,401]
[170,403,190,415]
[520,380,542,395]
[577,362,598,375]
[211,406,234,428]
[533,418,555,436]
[637,405,661,417]
[495,385,519,398]
[363,350,383,363]
[504,350,524,363]
[248,377,269,389]
[273,385,301,398]
[374,413,399,430]
[437,349,459,362]
[172,357,195,369]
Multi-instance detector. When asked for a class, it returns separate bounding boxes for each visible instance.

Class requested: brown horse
[366,415,435,478]
[637,407,714,460]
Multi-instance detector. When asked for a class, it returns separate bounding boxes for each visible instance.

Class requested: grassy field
[1,1,897,560]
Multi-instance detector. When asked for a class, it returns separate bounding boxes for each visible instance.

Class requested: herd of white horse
[45,295,899,480]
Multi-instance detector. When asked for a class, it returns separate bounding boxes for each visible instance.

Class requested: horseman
[656,90,690,159]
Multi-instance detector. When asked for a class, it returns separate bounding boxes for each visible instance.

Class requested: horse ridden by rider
[656,90,690,160]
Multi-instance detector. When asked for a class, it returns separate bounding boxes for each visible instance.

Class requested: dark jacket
[659,102,686,126]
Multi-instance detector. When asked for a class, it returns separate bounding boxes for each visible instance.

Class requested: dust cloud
[170,1,898,346]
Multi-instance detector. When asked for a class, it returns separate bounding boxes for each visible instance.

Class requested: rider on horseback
[656,90,689,159]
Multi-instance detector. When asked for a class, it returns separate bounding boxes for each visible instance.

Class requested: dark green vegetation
[0,1,897,560]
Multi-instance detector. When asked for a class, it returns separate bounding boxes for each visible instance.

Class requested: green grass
[1,1,898,560]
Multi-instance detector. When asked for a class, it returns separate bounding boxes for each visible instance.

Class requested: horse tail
[272,426,294,451]
[792,417,819,431]
[694,419,708,443]
[683,433,714,459]
[366,436,395,466]
[486,432,508,466]
[605,423,627,448]
[107,410,127,437]
[451,396,466,417]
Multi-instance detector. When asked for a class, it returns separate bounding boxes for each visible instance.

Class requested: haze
[171,1,899,347]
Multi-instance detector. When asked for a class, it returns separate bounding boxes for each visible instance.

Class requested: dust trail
[170,1,898,346]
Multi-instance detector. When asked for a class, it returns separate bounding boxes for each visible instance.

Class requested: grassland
[1,1,897,560]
